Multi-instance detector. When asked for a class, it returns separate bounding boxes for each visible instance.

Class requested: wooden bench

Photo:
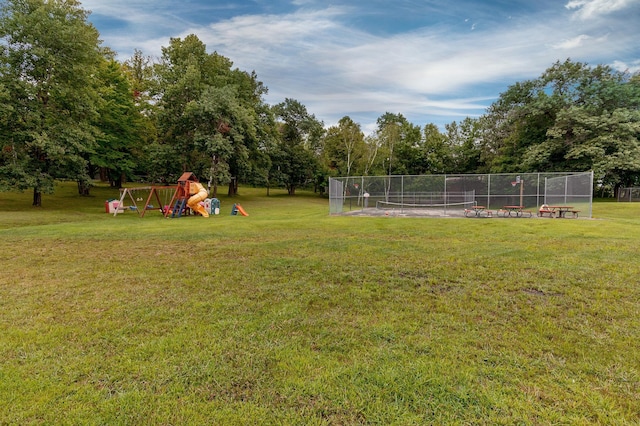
[538,209,555,218]
[569,210,580,218]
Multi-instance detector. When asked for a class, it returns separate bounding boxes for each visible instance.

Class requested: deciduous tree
[481,59,640,192]
[0,0,104,205]
[272,98,324,195]
[322,116,365,177]
[152,35,267,195]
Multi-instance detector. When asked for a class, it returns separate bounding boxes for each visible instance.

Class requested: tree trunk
[227,177,238,196]
[110,171,123,188]
[77,180,91,196]
[613,182,623,200]
[32,188,42,207]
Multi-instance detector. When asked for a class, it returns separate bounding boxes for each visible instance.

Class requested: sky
[81,0,640,133]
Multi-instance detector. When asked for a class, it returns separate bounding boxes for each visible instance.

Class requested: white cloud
[611,60,640,73]
[185,5,638,128]
[565,0,633,20]
[83,2,640,128]
[552,34,593,49]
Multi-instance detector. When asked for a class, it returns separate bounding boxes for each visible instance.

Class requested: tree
[421,123,453,174]
[244,101,280,195]
[89,59,146,189]
[272,99,324,195]
[322,116,365,177]
[223,69,269,196]
[446,117,483,173]
[374,112,422,176]
[123,49,154,106]
[152,35,212,180]
[480,78,548,173]
[481,59,640,193]
[518,63,640,193]
[152,35,268,195]
[0,0,104,206]
[189,84,256,197]
[540,80,640,195]
[361,134,382,176]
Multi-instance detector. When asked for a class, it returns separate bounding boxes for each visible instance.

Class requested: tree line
[1,0,639,206]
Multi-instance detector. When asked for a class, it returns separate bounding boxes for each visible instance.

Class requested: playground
[108,172,248,218]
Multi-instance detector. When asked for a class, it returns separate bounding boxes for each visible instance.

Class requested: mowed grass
[1,182,639,424]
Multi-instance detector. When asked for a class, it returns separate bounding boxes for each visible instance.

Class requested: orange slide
[234,203,249,216]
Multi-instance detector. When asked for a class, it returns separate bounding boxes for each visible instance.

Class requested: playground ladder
[171,197,188,218]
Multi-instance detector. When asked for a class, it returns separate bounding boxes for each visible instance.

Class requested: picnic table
[498,205,532,218]
[548,205,579,218]
[464,205,491,217]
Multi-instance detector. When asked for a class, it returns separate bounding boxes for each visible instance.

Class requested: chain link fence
[617,187,640,202]
[329,172,593,218]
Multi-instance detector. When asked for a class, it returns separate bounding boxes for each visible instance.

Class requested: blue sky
[82,0,640,133]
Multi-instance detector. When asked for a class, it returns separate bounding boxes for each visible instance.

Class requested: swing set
[111,185,177,217]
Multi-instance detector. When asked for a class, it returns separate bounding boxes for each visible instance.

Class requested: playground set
[107,172,248,218]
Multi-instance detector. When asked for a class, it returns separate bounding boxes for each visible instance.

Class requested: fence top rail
[330,171,590,180]
[119,185,177,192]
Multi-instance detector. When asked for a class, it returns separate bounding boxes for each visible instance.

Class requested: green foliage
[152,35,269,196]
[90,59,146,188]
[374,112,422,175]
[322,116,365,177]
[273,98,325,194]
[482,59,640,191]
[1,182,639,424]
[420,123,452,174]
[0,0,104,204]
[446,117,483,173]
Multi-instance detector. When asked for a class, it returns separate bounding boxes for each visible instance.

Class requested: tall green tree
[224,69,269,196]
[152,35,267,195]
[374,112,421,175]
[120,50,158,185]
[88,59,146,189]
[480,78,547,173]
[322,116,365,177]
[421,123,452,174]
[152,35,213,180]
[0,0,104,205]
[123,49,154,105]
[534,73,640,194]
[481,59,640,193]
[272,98,324,195]
[446,117,482,173]
[189,84,257,197]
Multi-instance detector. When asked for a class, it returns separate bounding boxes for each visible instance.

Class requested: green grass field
[1,182,639,425]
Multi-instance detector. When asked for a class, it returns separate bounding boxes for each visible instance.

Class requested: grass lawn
[1,182,639,424]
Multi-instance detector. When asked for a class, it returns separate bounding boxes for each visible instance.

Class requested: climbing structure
[164,172,209,218]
